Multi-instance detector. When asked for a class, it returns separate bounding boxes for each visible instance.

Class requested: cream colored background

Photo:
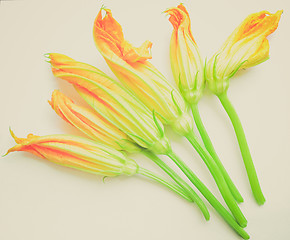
[0,0,289,239]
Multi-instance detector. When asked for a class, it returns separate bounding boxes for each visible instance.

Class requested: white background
[0,0,289,239]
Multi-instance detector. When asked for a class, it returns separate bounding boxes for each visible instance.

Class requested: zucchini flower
[166,4,243,203]
[205,10,283,95]
[166,4,204,105]
[93,7,193,136]
[48,53,170,155]
[205,10,282,205]
[49,90,139,153]
[5,130,194,201]
[6,130,137,177]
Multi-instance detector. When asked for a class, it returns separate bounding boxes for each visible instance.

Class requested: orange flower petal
[236,10,283,41]
[165,4,195,43]
[94,8,152,64]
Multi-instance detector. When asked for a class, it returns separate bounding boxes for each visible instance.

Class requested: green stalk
[217,91,265,205]
[166,151,249,239]
[190,104,243,203]
[142,150,210,220]
[185,132,247,227]
[137,167,191,202]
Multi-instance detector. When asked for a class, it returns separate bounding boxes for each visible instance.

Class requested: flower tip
[49,89,60,107]
[2,148,12,157]
[43,53,52,64]
[9,127,20,144]
[162,6,172,14]
[163,7,172,15]
[47,99,53,108]
[161,9,167,15]
[51,89,60,96]
[100,4,108,11]
[277,9,283,14]
[277,9,284,17]
[48,53,75,66]
[272,9,283,21]
[98,4,111,18]
[43,53,51,58]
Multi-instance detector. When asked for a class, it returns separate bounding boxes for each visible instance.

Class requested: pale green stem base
[166,151,249,239]
[218,92,265,205]
[190,104,243,203]
[142,150,210,220]
[137,167,191,202]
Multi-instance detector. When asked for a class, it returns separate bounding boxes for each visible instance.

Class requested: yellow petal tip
[9,127,19,143]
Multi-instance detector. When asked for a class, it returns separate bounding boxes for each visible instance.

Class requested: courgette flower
[48,53,170,155]
[93,7,193,136]
[49,90,139,153]
[205,10,282,205]
[166,4,204,105]
[5,130,194,201]
[205,10,283,95]
[6,130,137,176]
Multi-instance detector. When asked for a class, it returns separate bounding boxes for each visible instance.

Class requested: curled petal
[165,4,195,43]
[94,8,152,64]
[206,10,283,95]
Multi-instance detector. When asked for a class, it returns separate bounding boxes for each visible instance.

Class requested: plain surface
[0,0,289,239]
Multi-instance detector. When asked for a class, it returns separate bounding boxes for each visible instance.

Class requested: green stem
[142,150,210,220]
[137,167,191,202]
[218,91,265,205]
[190,104,244,203]
[167,151,249,239]
[186,133,247,227]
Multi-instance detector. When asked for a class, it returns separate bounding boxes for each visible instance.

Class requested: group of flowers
[5,4,282,239]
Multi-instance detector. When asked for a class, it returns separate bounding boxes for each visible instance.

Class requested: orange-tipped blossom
[6,130,205,203]
[49,90,139,152]
[6,130,138,177]
[47,53,171,155]
[93,8,193,136]
[166,4,204,104]
[206,10,283,95]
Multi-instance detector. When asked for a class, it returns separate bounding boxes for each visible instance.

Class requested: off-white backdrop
[0,0,289,239]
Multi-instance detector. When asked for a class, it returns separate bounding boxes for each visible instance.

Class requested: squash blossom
[205,10,282,205]
[205,10,283,95]
[166,4,244,203]
[5,130,195,201]
[47,53,170,155]
[93,7,193,136]
[166,4,204,105]
[49,90,139,153]
[6,130,138,176]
